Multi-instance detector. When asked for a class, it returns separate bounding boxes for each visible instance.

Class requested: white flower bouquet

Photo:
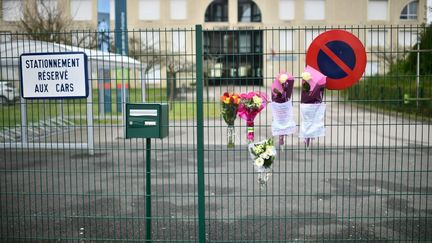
[248,138,276,186]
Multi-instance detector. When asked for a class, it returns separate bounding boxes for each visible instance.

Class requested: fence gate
[1,25,431,242]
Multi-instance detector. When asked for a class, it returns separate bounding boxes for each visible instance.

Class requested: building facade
[0,0,428,87]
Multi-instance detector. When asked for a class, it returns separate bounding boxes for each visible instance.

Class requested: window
[2,0,23,21]
[170,0,187,20]
[38,0,58,18]
[304,0,325,20]
[305,29,324,50]
[172,31,186,53]
[139,0,160,20]
[367,30,387,47]
[279,30,294,51]
[205,0,228,22]
[71,0,92,21]
[279,0,294,20]
[238,0,261,22]
[365,61,379,76]
[400,0,418,20]
[368,0,388,21]
[398,31,418,47]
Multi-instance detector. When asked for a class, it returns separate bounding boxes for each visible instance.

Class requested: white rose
[255,157,264,167]
[260,152,270,159]
[279,74,288,84]
[301,72,312,81]
[266,146,275,155]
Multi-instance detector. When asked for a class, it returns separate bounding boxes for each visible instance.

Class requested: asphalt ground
[1,93,431,242]
[1,141,431,242]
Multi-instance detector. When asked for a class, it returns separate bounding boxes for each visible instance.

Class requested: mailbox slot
[126,103,169,139]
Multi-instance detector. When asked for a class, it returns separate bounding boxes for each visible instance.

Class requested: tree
[400,24,432,75]
[18,0,97,48]
[128,35,194,105]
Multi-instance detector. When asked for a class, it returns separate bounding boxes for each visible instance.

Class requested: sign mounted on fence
[306,30,366,90]
[20,52,89,99]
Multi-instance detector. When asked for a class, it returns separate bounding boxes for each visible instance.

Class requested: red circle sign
[306,30,366,90]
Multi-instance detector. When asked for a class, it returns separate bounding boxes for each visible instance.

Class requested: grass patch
[0,88,220,127]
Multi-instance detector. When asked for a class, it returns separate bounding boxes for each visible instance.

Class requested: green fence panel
[0,25,431,242]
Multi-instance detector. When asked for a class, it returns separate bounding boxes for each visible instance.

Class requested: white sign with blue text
[20,52,89,99]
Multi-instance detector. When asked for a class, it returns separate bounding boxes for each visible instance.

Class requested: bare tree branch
[17,0,97,48]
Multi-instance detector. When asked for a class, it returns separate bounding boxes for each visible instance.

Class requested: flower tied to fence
[220,92,240,148]
[238,91,267,142]
[299,65,327,147]
[248,138,276,187]
[271,71,296,145]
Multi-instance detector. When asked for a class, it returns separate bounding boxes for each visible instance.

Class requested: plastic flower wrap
[271,72,296,145]
[299,65,327,147]
[237,91,268,142]
[248,138,276,187]
[220,92,240,148]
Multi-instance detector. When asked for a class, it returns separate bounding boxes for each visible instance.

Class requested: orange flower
[220,92,229,102]
[232,95,240,104]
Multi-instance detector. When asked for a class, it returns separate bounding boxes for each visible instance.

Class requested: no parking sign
[306,30,366,90]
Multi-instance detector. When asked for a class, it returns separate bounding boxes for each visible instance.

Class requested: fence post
[195,24,206,243]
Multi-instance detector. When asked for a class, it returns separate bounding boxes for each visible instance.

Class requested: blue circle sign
[306,30,366,90]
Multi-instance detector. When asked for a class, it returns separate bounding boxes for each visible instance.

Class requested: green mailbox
[126,103,169,139]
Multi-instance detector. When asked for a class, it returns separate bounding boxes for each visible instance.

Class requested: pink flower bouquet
[238,91,268,142]
[271,72,296,145]
[299,65,327,147]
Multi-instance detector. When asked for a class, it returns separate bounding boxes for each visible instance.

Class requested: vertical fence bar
[195,24,206,243]
[145,138,152,243]
[86,72,94,155]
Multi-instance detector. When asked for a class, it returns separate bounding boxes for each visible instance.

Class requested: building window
[170,0,187,20]
[2,0,23,21]
[304,0,325,20]
[400,0,418,20]
[139,0,160,20]
[279,30,295,51]
[238,0,261,22]
[37,0,58,18]
[367,30,387,47]
[205,0,228,22]
[279,0,294,20]
[71,0,92,21]
[398,31,418,47]
[368,0,388,21]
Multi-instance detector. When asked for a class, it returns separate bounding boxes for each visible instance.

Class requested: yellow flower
[301,72,312,81]
[255,157,264,167]
[223,97,230,104]
[252,95,262,107]
[279,74,288,84]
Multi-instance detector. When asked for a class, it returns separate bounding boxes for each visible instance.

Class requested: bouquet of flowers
[249,138,276,186]
[237,91,268,142]
[220,92,240,148]
[271,72,296,145]
[299,65,327,147]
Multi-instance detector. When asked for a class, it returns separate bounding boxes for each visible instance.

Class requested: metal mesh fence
[0,25,431,242]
